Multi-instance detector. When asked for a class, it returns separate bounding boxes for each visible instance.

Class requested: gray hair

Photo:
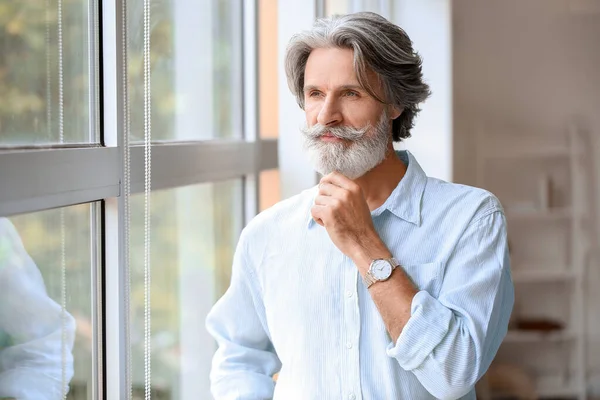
[284,12,431,141]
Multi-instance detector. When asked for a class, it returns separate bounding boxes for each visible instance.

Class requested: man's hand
[312,172,416,341]
[311,172,383,261]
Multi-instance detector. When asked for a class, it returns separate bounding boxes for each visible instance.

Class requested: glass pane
[1,204,96,399]
[128,0,243,142]
[260,169,281,211]
[0,1,94,146]
[259,0,278,138]
[130,180,243,399]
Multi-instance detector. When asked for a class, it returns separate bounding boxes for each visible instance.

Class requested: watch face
[371,260,392,280]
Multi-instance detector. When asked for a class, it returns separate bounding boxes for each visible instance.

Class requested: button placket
[342,258,362,400]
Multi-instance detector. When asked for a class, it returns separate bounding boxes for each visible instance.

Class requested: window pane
[0,1,94,146]
[128,0,243,141]
[259,0,278,138]
[260,169,281,211]
[130,180,243,398]
[1,204,96,399]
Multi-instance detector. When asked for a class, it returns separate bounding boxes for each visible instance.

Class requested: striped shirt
[206,150,514,400]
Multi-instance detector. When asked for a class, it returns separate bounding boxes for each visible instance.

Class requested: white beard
[301,111,391,179]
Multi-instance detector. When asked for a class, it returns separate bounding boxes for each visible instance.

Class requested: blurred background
[0,0,598,399]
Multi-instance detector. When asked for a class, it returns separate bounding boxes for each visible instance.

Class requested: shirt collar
[306,150,427,228]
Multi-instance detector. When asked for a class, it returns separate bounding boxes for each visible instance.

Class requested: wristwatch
[363,257,400,288]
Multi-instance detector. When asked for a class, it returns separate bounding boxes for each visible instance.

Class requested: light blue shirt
[0,218,76,400]
[206,150,514,400]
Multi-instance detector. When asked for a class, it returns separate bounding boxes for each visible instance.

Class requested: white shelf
[477,125,589,400]
[512,269,576,283]
[504,330,578,343]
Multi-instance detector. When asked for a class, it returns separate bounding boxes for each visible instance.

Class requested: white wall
[392,0,453,182]
[452,0,600,393]
[453,0,600,186]
[278,1,319,200]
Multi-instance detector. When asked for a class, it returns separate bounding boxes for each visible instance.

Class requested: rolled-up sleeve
[386,211,514,400]
[205,228,281,400]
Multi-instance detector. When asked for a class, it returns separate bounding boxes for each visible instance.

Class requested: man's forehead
[304,48,356,75]
[303,47,381,93]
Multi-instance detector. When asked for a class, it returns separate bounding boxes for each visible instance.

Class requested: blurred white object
[0,218,76,400]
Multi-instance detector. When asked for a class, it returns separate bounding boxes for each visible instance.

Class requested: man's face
[301,47,397,179]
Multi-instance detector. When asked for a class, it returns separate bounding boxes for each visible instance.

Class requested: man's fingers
[311,204,324,217]
[320,171,357,192]
[318,181,349,199]
[314,194,340,207]
[310,204,326,226]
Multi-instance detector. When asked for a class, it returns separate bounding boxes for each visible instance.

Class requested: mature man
[206,12,514,400]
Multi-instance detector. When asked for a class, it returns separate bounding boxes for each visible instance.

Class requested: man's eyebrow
[303,84,365,92]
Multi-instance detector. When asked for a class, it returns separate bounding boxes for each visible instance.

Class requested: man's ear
[388,105,403,120]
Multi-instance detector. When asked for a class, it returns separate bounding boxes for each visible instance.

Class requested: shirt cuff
[386,290,453,371]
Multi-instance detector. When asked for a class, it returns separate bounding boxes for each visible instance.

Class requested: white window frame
[0,0,277,398]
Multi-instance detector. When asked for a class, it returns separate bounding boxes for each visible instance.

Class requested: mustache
[301,122,371,141]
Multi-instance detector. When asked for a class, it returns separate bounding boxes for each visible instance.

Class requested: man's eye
[309,91,322,97]
[345,91,359,97]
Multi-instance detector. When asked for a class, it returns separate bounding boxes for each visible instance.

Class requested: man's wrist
[350,234,392,274]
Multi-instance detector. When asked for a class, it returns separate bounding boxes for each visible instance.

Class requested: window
[129,180,243,398]
[0,0,277,398]
[2,204,98,399]
[127,0,243,141]
[0,0,96,146]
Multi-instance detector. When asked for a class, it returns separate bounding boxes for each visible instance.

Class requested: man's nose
[316,96,342,126]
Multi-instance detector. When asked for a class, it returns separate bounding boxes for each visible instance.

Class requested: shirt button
[349,393,356,400]
[346,341,353,349]
[345,290,353,298]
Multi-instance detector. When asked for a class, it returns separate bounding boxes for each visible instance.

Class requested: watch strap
[364,271,377,288]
